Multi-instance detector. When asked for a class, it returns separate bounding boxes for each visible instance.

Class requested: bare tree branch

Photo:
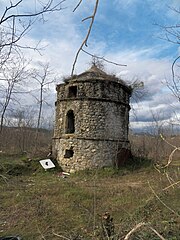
[124,222,146,240]
[29,62,56,147]
[163,180,180,190]
[0,0,66,24]
[156,134,180,168]
[71,0,99,76]
[171,55,180,101]
[124,222,166,240]
[148,226,166,240]
[73,0,83,12]
[0,0,65,132]
[148,181,180,217]
[0,57,30,132]
[82,49,127,67]
[0,0,66,69]
[158,6,180,101]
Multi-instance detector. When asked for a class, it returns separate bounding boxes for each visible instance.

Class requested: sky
[0,0,180,132]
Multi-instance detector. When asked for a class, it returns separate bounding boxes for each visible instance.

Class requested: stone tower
[52,65,132,172]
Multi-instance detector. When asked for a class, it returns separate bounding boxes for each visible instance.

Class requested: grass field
[0,154,179,239]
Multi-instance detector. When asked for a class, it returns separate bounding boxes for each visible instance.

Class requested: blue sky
[1,0,180,131]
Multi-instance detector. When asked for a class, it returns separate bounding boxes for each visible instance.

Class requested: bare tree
[0,0,65,69]
[71,0,99,75]
[159,6,180,101]
[0,56,29,132]
[71,1,127,77]
[30,62,56,140]
[0,0,65,131]
[10,109,34,152]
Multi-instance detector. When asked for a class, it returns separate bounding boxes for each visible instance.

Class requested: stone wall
[56,79,130,103]
[54,99,129,140]
[52,137,130,172]
[53,71,131,172]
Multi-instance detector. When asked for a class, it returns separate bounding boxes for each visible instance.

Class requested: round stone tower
[52,65,132,172]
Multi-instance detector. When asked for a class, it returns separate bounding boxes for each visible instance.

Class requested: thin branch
[165,172,175,187]
[167,5,180,14]
[148,226,166,240]
[0,0,22,23]
[0,0,66,24]
[71,0,99,76]
[124,222,146,240]
[171,55,180,101]
[82,15,93,22]
[1,18,37,50]
[82,49,127,67]
[124,222,166,240]
[148,181,180,217]
[73,0,83,12]
[156,134,180,168]
[52,231,71,240]
[163,180,180,191]
[0,1,66,69]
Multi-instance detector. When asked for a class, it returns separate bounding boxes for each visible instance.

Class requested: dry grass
[0,154,179,239]
[0,132,179,239]
[130,133,180,165]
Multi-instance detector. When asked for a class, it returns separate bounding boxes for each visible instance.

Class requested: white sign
[39,159,55,169]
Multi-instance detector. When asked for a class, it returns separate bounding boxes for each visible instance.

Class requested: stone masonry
[52,65,132,172]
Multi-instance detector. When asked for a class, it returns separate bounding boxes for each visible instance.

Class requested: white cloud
[113,0,138,7]
[101,47,178,130]
[1,0,179,131]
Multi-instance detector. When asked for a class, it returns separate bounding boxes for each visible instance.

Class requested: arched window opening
[66,110,75,133]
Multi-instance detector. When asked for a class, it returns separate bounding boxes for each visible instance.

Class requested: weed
[0,155,179,239]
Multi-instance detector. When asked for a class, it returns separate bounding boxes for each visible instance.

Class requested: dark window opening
[64,149,74,158]
[66,110,75,133]
[68,86,77,98]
